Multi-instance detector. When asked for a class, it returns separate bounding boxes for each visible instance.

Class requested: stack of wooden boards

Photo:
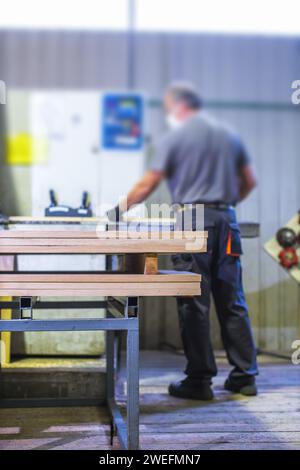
[0,229,208,297]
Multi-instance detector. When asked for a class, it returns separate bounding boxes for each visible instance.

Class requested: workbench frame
[0,296,140,450]
[0,222,206,450]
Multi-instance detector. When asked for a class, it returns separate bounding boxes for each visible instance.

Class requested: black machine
[45,190,92,217]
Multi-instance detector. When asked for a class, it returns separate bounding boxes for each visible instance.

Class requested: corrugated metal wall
[0,30,299,352]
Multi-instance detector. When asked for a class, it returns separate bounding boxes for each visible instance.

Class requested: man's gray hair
[166,82,202,110]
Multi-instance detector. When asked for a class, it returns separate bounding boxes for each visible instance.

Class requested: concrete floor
[0,351,299,450]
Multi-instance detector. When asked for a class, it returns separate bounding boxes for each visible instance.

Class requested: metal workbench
[0,217,205,450]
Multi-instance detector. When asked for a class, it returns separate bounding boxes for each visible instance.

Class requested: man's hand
[239,164,257,202]
[106,206,124,223]
[106,170,164,222]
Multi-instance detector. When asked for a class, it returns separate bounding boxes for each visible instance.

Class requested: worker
[108,82,258,400]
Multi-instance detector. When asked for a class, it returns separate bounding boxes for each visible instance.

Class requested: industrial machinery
[265,211,300,282]
[45,189,92,217]
[276,226,299,269]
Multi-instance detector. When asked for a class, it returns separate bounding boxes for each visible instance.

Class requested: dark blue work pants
[172,207,258,383]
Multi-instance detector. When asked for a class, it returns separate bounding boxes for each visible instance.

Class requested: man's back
[152,113,250,205]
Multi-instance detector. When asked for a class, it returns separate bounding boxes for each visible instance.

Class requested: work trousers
[172,207,258,383]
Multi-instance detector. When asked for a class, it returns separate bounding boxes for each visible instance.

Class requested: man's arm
[123,170,165,210]
[238,164,257,202]
[107,131,173,219]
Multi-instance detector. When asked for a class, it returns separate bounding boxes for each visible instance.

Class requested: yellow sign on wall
[6,133,48,165]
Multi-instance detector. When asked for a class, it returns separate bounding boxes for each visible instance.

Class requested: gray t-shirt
[151,113,250,205]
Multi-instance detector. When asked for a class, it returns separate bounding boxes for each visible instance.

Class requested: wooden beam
[7,216,177,225]
[0,230,208,239]
[0,271,201,283]
[144,254,158,275]
[0,238,207,254]
[0,283,201,297]
[0,245,207,255]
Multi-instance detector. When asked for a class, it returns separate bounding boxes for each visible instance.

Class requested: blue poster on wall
[102,93,144,151]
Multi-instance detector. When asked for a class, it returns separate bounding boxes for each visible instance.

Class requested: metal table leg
[106,328,117,445]
[126,317,139,450]
[106,296,140,450]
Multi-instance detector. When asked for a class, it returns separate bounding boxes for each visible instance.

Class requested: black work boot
[168,377,214,401]
[224,376,257,396]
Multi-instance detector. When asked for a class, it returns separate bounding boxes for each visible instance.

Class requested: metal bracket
[19,297,33,320]
[125,297,139,318]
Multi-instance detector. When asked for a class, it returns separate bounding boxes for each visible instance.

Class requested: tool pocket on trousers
[226,223,243,257]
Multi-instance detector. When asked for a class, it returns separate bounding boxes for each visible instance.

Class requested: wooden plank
[0,281,200,289]
[7,216,177,225]
[0,283,201,297]
[0,230,208,240]
[0,238,206,247]
[0,271,201,283]
[8,216,104,224]
[0,239,207,254]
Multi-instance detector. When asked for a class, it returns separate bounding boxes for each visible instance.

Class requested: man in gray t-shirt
[109,83,258,399]
[151,112,250,206]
